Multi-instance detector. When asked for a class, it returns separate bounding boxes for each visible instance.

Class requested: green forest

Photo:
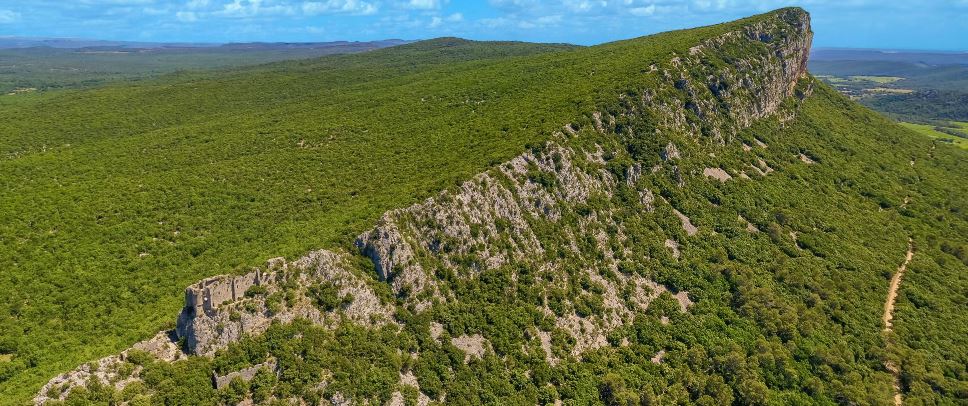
[2,7,967,405]
[0,41,405,94]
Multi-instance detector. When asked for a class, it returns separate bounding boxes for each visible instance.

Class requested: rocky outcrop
[34,331,184,404]
[176,250,394,356]
[213,360,276,390]
[648,7,811,143]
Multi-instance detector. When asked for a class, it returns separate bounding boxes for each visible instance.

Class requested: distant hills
[0,38,412,94]
[809,46,968,140]
[0,36,410,50]
[811,47,968,66]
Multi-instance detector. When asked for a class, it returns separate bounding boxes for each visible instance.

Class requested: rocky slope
[35,8,816,404]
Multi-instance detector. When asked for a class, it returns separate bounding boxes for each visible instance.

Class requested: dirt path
[883,238,914,405]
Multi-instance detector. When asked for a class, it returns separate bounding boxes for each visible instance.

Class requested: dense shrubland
[43,79,968,404]
[3,7,967,405]
[0,11,760,401]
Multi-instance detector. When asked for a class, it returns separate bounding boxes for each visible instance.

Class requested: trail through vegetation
[883,238,914,405]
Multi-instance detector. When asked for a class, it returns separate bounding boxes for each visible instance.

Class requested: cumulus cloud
[216,0,295,18]
[176,10,199,21]
[427,11,461,28]
[402,0,447,10]
[0,9,19,23]
[302,0,379,15]
[76,0,157,4]
[629,4,656,16]
[186,0,211,9]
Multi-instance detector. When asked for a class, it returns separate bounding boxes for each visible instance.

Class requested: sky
[0,1,965,50]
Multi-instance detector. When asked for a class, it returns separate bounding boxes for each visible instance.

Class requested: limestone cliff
[34,8,813,404]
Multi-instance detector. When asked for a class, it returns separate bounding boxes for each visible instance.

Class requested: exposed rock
[429,322,444,342]
[176,251,394,356]
[213,360,276,389]
[739,215,760,233]
[662,142,681,161]
[132,331,184,363]
[758,158,775,173]
[673,209,699,236]
[640,188,656,212]
[672,291,694,312]
[34,330,185,404]
[592,111,605,133]
[451,334,488,363]
[703,167,732,182]
[665,239,681,259]
[537,331,558,366]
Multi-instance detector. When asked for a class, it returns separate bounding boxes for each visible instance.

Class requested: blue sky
[0,1,965,50]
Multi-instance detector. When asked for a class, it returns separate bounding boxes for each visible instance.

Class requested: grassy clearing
[900,121,968,149]
[816,75,904,85]
[849,75,903,83]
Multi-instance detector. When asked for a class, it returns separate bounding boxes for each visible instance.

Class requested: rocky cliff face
[35,8,813,404]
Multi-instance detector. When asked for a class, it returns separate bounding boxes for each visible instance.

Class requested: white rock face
[673,209,699,236]
[451,334,488,363]
[703,167,732,182]
[175,252,395,357]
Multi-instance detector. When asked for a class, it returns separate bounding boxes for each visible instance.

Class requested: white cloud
[176,10,199,22]
[403,0,446,10]
[0,9,20,23]
[186,0,211,9]
[518,14,561,28]
[488,0,540,10]
[629,4,655,16]
[426,12,459,28]
[217,0,295,18]
[76,0,156,4]
[302,0,379,15]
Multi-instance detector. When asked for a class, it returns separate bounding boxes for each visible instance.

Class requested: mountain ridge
[39,7,817,403]
[7,7,968,405]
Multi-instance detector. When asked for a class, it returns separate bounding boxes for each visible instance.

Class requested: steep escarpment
[355,7,812,309]
[38,6,968,405]
[33,9,822,405]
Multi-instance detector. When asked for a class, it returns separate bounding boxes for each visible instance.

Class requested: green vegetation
[811,56,968,123]
[816,74,903,86]
[308,282,353,312]
[899,121,968,149]
[50,80,968,405]
[0,12,734,402]
[4,7,967,405]
[864,90,968,123]
[849,75,903,84]
[0,42,404,94]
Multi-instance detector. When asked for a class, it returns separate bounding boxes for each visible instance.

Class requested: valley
[810,48,968,151]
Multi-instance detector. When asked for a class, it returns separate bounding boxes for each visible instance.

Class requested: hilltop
[2,8,967,405]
